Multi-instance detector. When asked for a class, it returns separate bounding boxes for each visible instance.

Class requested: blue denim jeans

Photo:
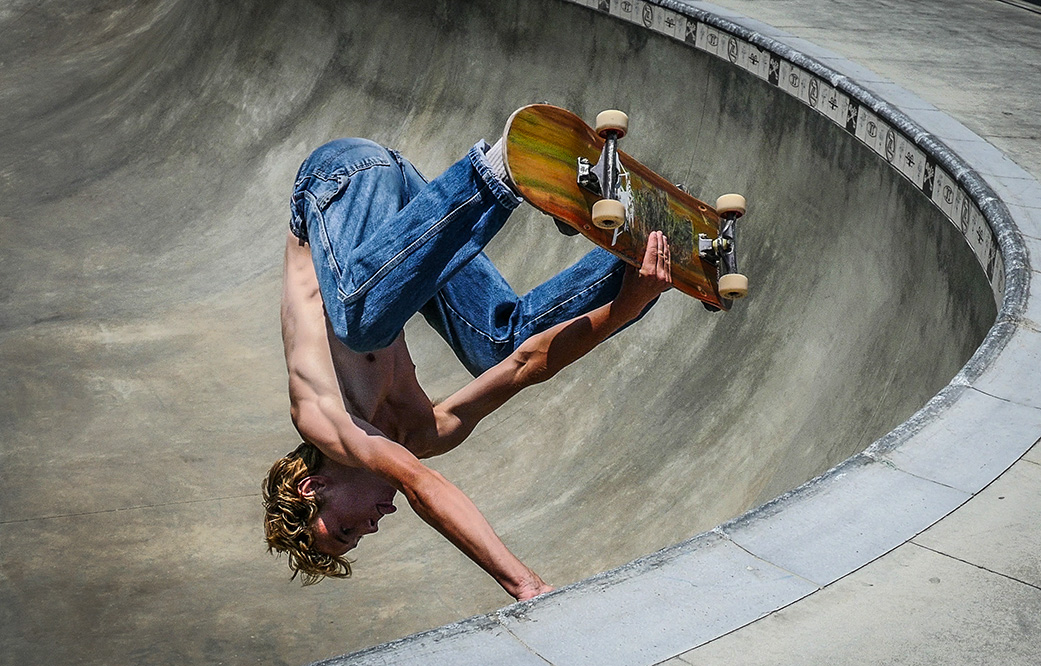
[290,138,638,376]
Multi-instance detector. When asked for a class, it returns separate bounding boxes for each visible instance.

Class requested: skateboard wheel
[715,193,746,217]
[591,198,626,229]
[595,110,629,139]
[718,273,748,299]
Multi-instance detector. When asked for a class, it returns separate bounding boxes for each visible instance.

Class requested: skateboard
[503,104,748,311]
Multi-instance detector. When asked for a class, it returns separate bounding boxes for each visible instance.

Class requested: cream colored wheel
[595,110,629,139]
[718,273,749,299]
[715,193,746,216]
[591,198,626,229]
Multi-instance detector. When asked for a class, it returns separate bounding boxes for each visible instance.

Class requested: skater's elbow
[512,346,556,387]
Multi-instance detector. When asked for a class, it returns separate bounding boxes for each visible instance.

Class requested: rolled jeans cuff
[469,140,522,209]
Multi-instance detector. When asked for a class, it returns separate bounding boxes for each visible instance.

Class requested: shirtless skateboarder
[262,134,672,601]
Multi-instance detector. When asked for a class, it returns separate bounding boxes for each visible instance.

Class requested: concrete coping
[315,1,1041,663]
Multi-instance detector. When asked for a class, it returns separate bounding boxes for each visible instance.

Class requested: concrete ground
[1,0,1039,664]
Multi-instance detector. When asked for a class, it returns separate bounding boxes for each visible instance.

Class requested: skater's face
[297,467,398,555]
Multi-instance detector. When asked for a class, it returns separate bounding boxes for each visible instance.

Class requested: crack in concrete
[910,541,1041,592]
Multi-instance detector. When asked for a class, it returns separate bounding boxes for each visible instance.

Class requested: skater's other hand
[616,230,672,317]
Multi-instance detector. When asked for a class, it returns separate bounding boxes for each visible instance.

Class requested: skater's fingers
[661,235,672,285]
[641,231,662,275]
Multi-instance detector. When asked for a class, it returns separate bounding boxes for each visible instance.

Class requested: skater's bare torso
[282,232,446,458]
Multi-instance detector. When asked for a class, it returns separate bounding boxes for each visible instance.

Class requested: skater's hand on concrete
[616,230,672,317]
[512,568,554,601]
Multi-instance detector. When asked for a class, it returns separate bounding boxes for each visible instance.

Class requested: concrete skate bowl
[1,0,1022,664]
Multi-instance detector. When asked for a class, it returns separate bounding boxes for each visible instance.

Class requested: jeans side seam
[438,263,626,347]
[516,264,625,339]
[339,190,484,303]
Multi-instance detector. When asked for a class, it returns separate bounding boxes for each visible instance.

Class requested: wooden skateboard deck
[503,104,736,310]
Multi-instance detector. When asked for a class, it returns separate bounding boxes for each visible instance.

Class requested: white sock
[484,138,513,188]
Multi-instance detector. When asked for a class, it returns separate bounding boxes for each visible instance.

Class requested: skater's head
[262,442,397,584]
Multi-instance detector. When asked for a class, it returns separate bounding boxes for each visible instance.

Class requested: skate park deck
[2,1,1040,664]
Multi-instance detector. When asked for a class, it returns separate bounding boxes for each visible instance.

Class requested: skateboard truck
[698,235,732,257]
[576,156,607,198]
[699,193,749,307]
[577,110,630,231]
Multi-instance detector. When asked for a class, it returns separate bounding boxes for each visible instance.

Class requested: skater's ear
[297,476,327,498]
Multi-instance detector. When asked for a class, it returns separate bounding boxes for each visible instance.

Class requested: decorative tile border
[566,0,1010,305]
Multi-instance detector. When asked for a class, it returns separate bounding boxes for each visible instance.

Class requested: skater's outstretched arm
[430,231,673,455]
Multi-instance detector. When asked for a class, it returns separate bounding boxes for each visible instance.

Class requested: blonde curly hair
[262,442,352,585]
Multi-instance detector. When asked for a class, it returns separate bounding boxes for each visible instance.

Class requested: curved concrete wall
[1,0,1030,664]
